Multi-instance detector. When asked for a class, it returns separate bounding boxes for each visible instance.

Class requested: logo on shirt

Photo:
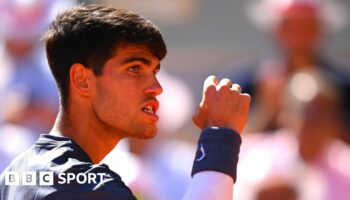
[4,171,106,186]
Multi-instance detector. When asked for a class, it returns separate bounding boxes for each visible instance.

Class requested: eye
[128,65,140,73]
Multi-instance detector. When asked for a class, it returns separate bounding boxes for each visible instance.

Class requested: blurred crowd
[0,0,349,200]
[223,0,350,199]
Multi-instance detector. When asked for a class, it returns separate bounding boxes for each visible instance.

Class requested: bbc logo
[5,171,106,185]
[5,171,54,186]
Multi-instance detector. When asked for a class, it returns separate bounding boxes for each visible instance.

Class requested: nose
[144,76,163,96]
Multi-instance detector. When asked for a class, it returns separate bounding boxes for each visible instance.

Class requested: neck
[50,106,122,164]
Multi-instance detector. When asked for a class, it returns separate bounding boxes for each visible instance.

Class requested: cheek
[93,78,141,122]
[92,88,134,133]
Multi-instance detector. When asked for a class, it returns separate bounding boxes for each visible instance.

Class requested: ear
[69,63,93,97]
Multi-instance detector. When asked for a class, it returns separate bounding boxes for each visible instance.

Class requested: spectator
[221,0,350,134]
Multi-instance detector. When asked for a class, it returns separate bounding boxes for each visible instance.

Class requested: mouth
[141,100,159,122]
[142,106,156,114]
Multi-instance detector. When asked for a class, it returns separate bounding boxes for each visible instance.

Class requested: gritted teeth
[142,106,155,114]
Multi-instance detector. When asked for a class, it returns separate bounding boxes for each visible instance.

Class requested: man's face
[91,44,163,139]
[275,14,322,55]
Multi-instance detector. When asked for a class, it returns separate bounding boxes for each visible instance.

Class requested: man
[223,0,350,133]
[0,5,250,200]
[222,0,350,199]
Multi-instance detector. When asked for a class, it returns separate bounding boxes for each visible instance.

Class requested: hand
[192,75,251,134]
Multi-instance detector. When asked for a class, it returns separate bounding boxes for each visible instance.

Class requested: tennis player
[0,5,250,200]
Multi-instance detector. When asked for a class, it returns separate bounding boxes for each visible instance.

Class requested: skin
[50,44,162,164]
[185,76,251,200]
[193,76,251,134]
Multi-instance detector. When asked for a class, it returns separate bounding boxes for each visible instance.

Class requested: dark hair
[42,4,167,108]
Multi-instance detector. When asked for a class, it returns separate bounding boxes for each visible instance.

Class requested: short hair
[42,4,167,108]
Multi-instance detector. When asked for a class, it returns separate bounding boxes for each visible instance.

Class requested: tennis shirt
[0,127,242,200]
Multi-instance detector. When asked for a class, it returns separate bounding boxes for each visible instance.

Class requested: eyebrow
[122,56,161,71]
[122,57,151,66]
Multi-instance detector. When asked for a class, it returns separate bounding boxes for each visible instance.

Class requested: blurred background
[0,0,349,199]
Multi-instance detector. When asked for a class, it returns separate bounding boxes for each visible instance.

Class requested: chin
[129,125,158,139]
[139,128,158,139]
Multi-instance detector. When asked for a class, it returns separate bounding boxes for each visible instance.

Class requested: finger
[203,75,219,93]
[201,75,219,105]
[241,93,251,100]
[230,83,242,93]
[242,93,251,106]
[217,78,233,91]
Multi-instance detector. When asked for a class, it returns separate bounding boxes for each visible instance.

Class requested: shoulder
[36,164,136,200]
[53,163,132,192]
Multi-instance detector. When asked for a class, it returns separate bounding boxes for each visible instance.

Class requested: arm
[183,76,250,200]
[183,171,233,200]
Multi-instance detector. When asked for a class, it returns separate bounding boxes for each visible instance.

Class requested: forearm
[183,171,233,200]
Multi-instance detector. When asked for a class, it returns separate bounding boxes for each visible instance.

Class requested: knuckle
[232,83,241,87]
[219,78,232,87]
[205,75,218,84]
[207,75,217,80]
[230,89,240,95]
[242,93,251,101]
[231,83,241,92]
[221,78,232,83]
[218,85,230,92]
[204,85,216,96]
[207,85,217,91]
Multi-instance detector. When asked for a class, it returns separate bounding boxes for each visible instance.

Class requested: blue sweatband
[191,127,242,182]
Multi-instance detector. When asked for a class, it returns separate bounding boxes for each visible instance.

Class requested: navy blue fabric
[191,127,242,182]
[0,134,137,200]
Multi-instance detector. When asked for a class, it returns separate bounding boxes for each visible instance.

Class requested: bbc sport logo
[5,171,106,186]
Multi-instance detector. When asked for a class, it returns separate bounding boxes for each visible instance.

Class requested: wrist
[192,127,242,182]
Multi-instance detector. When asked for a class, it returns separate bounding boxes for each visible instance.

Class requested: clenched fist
[193,75,251,134]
